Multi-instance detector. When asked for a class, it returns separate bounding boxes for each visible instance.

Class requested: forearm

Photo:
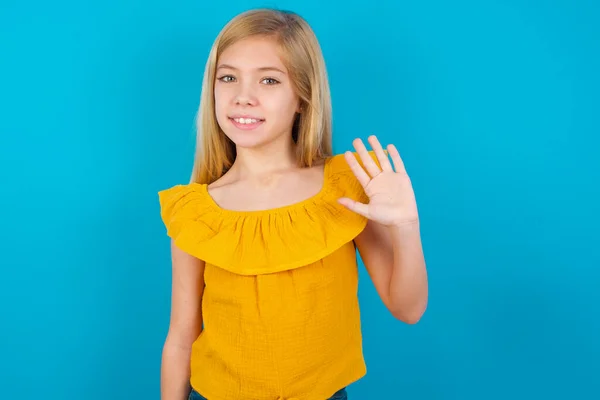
[387,222,428,323]
[161,337,193,400]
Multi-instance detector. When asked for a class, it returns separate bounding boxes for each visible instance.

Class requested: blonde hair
[189,8,333,184]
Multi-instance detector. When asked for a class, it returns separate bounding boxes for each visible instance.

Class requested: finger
[344,151,371,187]
[337,197,370,218]
[387,144,406,174]
[352,138,381,177]
[368,135,393,172]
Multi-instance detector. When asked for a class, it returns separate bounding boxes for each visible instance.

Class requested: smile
[229,117,265,130]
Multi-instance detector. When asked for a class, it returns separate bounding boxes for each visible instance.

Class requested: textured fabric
[159,153,374,400]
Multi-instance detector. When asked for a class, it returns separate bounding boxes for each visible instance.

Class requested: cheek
[214,87,226,109]
[264,91,299,115]
[213,91,231,123]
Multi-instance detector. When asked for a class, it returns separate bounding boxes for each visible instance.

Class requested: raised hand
[338,135,419,228]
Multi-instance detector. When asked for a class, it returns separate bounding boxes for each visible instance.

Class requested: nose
[234,82,258,106]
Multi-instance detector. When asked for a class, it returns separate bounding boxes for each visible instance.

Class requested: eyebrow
[216,64,286,74]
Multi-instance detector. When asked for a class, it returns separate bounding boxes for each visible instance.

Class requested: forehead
[218,36,287,71]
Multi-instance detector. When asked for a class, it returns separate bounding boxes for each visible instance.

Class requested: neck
[230,137,297,181]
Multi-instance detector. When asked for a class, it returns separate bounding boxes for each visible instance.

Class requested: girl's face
[214,35,301,151]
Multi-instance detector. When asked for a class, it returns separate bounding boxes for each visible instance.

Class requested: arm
[355,220,428,324]
[338,136,428,324]
[161,239,205,400]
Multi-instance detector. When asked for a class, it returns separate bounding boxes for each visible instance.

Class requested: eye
[261,77,280,85]
[217,75,236,83]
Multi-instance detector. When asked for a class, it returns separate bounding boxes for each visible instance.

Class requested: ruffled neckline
[158,153,370,275]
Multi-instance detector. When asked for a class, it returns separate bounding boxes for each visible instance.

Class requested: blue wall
[1,0,598,398]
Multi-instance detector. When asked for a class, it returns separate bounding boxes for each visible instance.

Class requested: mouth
[228,116,265,130]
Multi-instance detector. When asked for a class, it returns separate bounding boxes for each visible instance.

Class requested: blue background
[1,0,598,399]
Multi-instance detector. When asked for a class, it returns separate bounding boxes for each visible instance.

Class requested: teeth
[234,118,260,124]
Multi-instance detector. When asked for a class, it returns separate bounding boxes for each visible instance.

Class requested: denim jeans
[188,387,348,400]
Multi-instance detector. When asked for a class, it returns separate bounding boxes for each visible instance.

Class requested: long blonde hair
[189,8,333,184]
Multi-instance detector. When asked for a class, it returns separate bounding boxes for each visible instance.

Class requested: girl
[158,8,428,400]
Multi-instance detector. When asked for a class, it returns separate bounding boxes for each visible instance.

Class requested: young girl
[158,8,428,400]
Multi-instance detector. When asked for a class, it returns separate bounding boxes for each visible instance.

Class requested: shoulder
[326,153,349,175]
[158,182,209,216]
[157,182,218,240]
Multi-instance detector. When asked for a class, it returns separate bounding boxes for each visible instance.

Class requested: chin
[230,136,270,149]
[220,118,276,149]
[222,128,271,150]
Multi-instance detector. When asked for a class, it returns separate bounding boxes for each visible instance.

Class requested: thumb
[337,197,369,218]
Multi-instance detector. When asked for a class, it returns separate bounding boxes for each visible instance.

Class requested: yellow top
[158,153,371,400]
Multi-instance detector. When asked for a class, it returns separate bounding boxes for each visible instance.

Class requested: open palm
[338,135,419,227]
